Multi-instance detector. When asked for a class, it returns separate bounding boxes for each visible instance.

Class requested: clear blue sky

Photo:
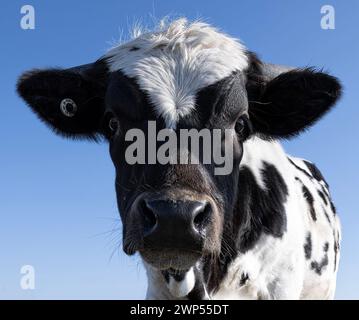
[0,0,358,299]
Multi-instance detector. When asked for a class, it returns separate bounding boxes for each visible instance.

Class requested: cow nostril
[193,202,212,231]
[141,200,157,233]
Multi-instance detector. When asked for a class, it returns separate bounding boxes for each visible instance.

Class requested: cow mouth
[139,248,201,270]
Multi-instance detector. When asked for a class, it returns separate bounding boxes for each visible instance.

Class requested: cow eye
[235,115,252,140]
[235,117,246,134]
[108,117,120,135]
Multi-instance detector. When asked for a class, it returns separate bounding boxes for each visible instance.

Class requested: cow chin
[139,248,201,271]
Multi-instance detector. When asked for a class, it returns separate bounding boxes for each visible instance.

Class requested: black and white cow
[17,19,341,299]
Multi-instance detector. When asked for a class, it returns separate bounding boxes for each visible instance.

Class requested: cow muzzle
[124,193,216,270]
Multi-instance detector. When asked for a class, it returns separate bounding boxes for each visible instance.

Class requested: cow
[17,19,341,299]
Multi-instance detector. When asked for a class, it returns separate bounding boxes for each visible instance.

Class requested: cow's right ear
[17,60,109,141]
[245,55,342,140]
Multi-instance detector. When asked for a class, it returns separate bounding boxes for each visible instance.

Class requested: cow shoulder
[288,156,341,297]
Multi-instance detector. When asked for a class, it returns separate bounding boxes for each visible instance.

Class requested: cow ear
[17,60,109,141]
[247,68,342,139]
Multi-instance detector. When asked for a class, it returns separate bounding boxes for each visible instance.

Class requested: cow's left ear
[247,68,342,139]
[17,60,108,140]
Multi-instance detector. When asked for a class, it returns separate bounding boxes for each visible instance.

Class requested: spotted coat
[146,137,341,300]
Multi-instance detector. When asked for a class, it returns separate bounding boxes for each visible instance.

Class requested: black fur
[185,70,249,136]
[318,190,328,206]
[17,60,108,141]
[288,158,312,179]
[333,231,340,272]
[236,162,288,252]
[162,270,170,283]
[247,62,342,139]
[239,273,249,286]
[304,232,312,260]
[311,242,329,275]
[290,160,332,210]
[323,207,331,224]
[303,160,329,188]
[295,176,317,222]
[105,71,154,122]
[320,184,330,200]
[330,201,337,215]
[301,184,317,222]
[323,242,329,252]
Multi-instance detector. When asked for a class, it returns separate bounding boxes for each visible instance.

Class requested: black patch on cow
[203,162,288,294]
[105,70,154,122]
[193,70,248,131]
[236,162,288,252]
[330,201,337,215]
[301,184,317,221]
[288,158,312,179]
[311,242,329,275]
[323,206,331,224]
[333,231,340,272]
[303,160,329,188]
[239,273,249,286]
[186,283,205,300]
[290,159,331,205]
[323,242,329,252]
[294,166,335,223]
[162,270,170,283]
[304,232,312,260]
[318,189,328,206]
[321,184,330,200]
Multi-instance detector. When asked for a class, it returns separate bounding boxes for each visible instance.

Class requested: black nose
[139,198,212,251]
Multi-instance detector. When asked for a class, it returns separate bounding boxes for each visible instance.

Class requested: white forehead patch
[105,18,248,128]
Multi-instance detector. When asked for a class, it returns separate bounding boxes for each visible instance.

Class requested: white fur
[105,18,248,128]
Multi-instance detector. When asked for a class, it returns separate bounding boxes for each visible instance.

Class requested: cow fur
[145,137,340,299]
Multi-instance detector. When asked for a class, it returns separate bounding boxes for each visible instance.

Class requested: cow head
[17,19,341,273]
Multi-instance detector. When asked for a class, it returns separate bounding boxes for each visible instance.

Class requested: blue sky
[0,0,358,299]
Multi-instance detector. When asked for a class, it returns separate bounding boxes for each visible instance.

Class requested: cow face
[17,20,341,272]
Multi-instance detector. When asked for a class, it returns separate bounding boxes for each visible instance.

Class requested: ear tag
[60,98,77,117]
